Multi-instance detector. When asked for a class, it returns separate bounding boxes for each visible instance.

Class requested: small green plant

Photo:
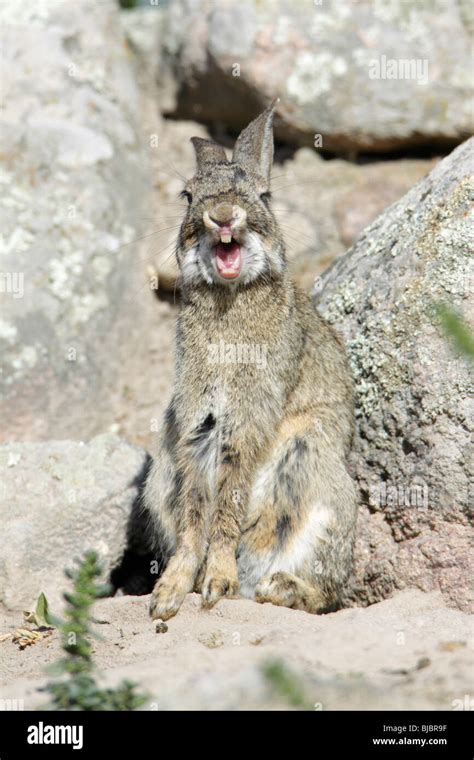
[24,591,54,628]
[262,659,313,710]
[45,551,147,711]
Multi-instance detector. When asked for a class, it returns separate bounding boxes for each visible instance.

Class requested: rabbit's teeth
[220,232,232,243]
[215,240,242,279]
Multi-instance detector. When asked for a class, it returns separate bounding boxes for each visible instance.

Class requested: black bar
[0,710,471,757]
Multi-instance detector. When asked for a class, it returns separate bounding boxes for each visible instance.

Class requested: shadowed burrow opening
[109,453,158,597]
[163,90,456,166]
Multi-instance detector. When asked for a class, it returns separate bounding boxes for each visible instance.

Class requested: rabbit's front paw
[149,576,188,621]
[201,562,239,608]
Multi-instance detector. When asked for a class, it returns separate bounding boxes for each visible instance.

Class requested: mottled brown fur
[143,103,358,620]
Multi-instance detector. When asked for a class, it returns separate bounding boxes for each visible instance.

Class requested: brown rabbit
[143,101,357,621]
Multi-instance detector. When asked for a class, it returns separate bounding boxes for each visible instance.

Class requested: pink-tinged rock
[315,139,473,612]
[158,0,473,154]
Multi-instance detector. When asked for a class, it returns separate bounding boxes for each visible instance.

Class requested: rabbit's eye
[180,190,193,204]
[260,191,271,204]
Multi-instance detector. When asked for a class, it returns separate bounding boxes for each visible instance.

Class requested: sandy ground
[1,589,472,711]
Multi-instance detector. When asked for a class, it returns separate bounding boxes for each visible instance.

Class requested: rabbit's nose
[209,203,234,226]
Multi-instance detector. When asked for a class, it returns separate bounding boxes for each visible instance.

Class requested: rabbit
[143,101,358,621]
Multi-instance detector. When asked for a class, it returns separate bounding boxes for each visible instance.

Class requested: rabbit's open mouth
[214,239,242,279]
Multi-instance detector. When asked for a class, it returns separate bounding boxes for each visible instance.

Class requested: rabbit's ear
[191,137,227,170]
[232,99,278,181]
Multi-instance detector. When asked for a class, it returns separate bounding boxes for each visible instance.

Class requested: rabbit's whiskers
[116,224,181,252]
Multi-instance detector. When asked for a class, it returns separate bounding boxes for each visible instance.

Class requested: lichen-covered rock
[314,139,473,611]
[0,0,149,442]
[0,435,148,611]
[159,0,473,154]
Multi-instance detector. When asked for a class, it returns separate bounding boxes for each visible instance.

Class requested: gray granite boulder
[0,435,148,611]
[0,0,149,442]
[314,139,473,611]
[159,0,473,154]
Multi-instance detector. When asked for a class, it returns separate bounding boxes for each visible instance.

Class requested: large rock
[159,0,473,154]
[0,0,150,443]
[0,435,148,611]
[314,139,473,611]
